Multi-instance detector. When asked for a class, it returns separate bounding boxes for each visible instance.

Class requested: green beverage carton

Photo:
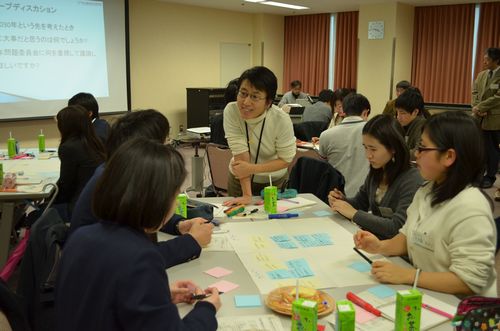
[0,163,3,186]
[395,289,422,331]
[264,185,277,214]
[7,132,16,158]
[291,298,317,331]
[38,129,45,152]
[336,300,355,331]
[175,193,187,218]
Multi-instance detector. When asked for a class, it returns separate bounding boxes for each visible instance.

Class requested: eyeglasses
[416,145,444,153]
[237,90,266,102]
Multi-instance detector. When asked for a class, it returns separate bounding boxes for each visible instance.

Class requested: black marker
[191,292,224,300]
[353,247,373,264]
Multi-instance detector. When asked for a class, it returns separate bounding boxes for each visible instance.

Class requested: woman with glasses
[354,111,497,296]
[223,66,296,206]
[328,115,423,239]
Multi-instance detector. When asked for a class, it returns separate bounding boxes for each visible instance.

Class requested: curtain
[283,14,330,96]
[334,11,358,90]
[474,2,500,79]
[411,4,475,104]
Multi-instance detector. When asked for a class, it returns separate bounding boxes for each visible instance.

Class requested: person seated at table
[70,109,213,268]
[223,66,296,205]
[318,93,370,197]
[56,138,221,331]
[354,111,497,296]
[328,115,423,239]
[382,80,411,118]
[68,92,110,143]
[395,87,429,158]
[302,89,334,125]
[278,80,308,107]
[54,105,105,220]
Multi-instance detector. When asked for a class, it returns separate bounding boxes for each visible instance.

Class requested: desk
[163,194,459,330]
[0,158,60,265]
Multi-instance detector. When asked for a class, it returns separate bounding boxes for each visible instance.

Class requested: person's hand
[371,261,415,285]
[477,111,487,117]
[330,199,357,219]
[202,287,222,312]
[231,160,255,179]
[353,230,381,254]
[328,188,345,202]
[170,280,200,304]
[188,220,213,247]
[472,106,479,114]
[311,137,320,145]
[223,195,252,206]
[177,217,207,234]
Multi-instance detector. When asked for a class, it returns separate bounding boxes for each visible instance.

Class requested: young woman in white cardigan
[354,111,497,296]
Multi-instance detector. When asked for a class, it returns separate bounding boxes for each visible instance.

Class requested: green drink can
[38,130,45,152]
[175,193,188,218]
[264,186,277,214]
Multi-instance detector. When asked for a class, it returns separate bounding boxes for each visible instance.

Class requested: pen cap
[264,186,277,214]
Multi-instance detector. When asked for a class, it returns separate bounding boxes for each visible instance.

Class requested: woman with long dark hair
[55,105,105,218]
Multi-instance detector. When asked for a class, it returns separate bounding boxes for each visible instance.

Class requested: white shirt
[400,183,498,296]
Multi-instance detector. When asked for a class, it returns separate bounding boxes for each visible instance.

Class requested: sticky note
[209,280,239,293]
[286,258,315,278]
[367,285,396,299]
[234,295,262,308]
[204,267,233,278]
[270,234,291,242]
[313,210,333,217]
[348,261,371,273]
[354,304,378,323]
[277,241,298,249]
[267,269,294,279]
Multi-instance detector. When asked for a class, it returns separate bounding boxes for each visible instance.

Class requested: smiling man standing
[472,47,500,188]
[223,66,296,205]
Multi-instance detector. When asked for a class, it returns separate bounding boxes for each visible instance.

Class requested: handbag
[452,296,500,330]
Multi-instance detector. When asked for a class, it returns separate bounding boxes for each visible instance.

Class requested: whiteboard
[220,43,252,86]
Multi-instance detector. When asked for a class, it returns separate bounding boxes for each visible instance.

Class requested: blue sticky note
[311,233,333,245]
[286,258,315,278]
[313,210,333,217]
[277,241,298,249]
[271,234,291,242]
[234,295,262,308]
[348,261,371,273]
[367,285,396,299]
[267,269,293,279]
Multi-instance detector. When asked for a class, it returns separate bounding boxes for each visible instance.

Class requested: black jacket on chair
[288,156,345,204]
[17,208,68,331]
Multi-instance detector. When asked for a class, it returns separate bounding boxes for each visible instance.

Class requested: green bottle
[38,129,45,152]
[7,132,16,158]
[0,163,3,186]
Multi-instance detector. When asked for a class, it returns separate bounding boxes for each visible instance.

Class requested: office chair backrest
[206,143,233,196]
[293,121,328,142]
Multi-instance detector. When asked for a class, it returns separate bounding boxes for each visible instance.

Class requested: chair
[287,148,322,176]
[209,114,228,146]
[205,143,233,196]
[288,156,345,204]
[293,121,328,142]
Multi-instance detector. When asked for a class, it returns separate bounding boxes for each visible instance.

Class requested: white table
[164,194,459,330]
[0,157,60,265]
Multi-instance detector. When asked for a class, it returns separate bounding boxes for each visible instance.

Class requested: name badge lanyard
[245,117,266,184]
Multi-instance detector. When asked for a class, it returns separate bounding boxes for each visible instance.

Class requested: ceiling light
[244,0,265,3]
[260,1,309,10]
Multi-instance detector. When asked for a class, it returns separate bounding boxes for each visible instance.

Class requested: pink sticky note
[354,305,378,324]
[209,280,239,293]
[204,267,233,278]
[277,206,288,212]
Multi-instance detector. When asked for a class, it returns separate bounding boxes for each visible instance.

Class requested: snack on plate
[265,286,334,316]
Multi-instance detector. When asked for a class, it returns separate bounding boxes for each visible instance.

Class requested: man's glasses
[237,90,266,102]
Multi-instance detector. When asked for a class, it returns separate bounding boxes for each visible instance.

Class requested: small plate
[265,286,335,316]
